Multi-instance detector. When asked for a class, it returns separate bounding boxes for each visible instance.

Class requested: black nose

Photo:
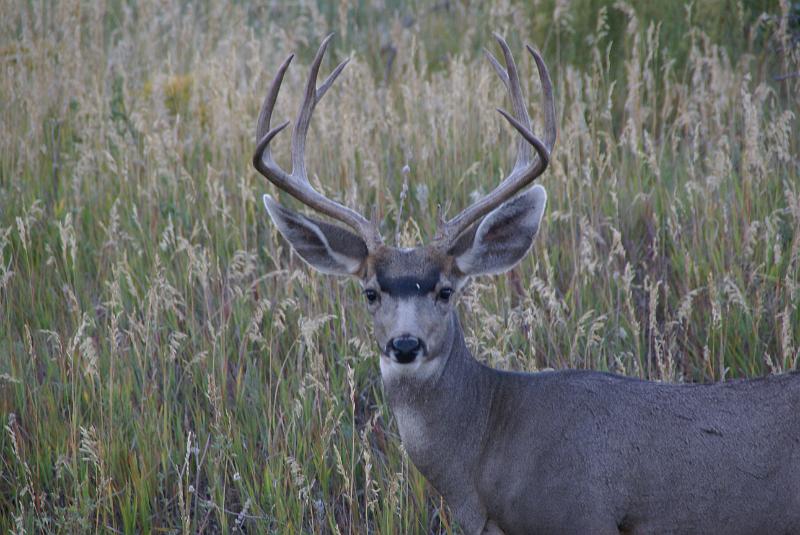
[389,336,422,363]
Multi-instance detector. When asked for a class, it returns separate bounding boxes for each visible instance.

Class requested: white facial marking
[379,353,441,381]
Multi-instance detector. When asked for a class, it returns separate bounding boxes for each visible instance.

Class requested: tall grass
[1,0,798,533]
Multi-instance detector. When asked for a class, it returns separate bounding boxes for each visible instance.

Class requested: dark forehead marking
[377,269,440,297]
[373,249,442,297]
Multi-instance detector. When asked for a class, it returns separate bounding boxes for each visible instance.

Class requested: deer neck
[380,314,494,473]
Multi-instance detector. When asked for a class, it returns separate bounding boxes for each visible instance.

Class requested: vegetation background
[1,0,798,532]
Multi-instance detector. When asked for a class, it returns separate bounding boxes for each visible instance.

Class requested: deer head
[255,33,555,380]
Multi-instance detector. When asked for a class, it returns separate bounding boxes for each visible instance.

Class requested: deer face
[263,185,547,372]
[361,246,460,375]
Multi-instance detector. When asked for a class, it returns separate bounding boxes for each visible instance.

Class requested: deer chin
[379,351,444,383]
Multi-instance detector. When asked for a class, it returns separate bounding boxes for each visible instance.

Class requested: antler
[253,34,383,251]
[433,33,556,250]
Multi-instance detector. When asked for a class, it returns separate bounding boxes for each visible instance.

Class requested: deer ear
[263,195,368,275]
[451,185,546,276]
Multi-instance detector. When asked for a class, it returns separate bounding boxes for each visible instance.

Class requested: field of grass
[1,0,798,533]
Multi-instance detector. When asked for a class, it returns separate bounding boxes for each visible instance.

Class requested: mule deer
[253,34,800,535]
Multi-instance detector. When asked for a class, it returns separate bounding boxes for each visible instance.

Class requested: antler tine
[253,35,383,251]
[253,53,294,182]
[434,35,556,250]
[291,33,350,180]
[487,32,534,170]
[527,44,557,152]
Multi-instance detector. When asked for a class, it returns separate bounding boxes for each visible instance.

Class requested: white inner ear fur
[262,194,363,275]
[455,185,547,275]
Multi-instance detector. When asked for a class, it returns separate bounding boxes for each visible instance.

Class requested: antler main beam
[434,33,556,250]
[253,34,383,251]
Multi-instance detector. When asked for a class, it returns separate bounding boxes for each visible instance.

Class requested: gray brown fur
[384,310,800,534]
[254,35,800,534]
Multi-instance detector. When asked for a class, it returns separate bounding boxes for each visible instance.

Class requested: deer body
[252,34,800,534]
[384,314,800,534]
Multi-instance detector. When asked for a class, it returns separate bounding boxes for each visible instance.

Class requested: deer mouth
[393,351,418,364]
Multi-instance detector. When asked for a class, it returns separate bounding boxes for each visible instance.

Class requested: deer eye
[438,288,454,302]
[364,289,378,304]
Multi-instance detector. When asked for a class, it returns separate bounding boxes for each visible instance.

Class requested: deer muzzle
[387,335,425,364]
